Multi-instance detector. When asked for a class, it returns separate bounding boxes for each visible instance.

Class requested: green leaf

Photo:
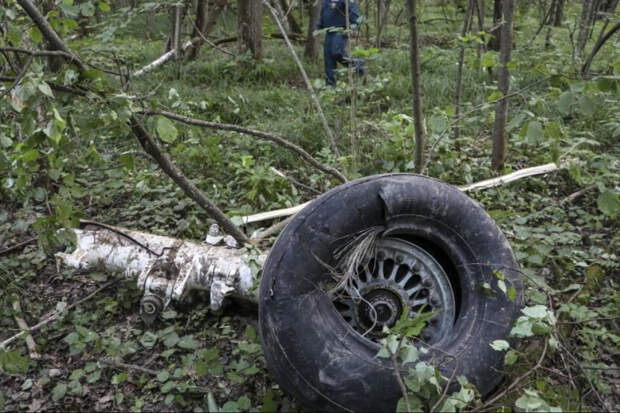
[52,383,67,402]
[545,121,561,140]
[597,191,620,218]
[237,395,251,410]
[157,370,170,382]
[522,305,548,319]
[38,82,54,98]
[399,343,419,364]
[30,27,43,43]
[505,349,518,365]
[0,349,29,374]
[81,3,95,16]
[557,91,572,115]
[578,94,595,117]
[161,381,176,393]
[98,1,111,12]
[156,116,178,143]
[140,331,158,348]
[163,332,180,348]
[19,149,39,162]
[0,135,12,148]
[86,370,101,383]
[526,121,544,143]
[63,332,79,345]
[177,335,199,350]
[490,340,510,351]
[507,285,517,302]
[481,52,496,68]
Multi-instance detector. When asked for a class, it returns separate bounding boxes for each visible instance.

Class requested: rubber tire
[259,174,523,412]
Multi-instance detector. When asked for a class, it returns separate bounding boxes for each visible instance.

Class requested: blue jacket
[317,0,360,31]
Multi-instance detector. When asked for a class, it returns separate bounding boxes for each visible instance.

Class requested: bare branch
[141,109,347,183]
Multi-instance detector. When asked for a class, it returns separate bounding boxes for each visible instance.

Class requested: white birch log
[56,224,265,310]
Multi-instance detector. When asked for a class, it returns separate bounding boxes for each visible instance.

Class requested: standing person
[315,0,366,86]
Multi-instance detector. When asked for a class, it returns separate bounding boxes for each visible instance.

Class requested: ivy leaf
[597,191,620,218]
[156,116,178,143]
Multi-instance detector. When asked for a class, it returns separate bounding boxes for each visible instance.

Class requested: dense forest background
[0,0,618,411]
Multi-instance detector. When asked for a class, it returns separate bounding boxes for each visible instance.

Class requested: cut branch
[141,109,347,183]
[11,297,40,359]
[240,163,560,224]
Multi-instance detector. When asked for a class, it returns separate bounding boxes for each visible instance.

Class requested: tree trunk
[280,0,302,34]
[488,0,502,51]
[454,0,475,142]
[187,0,229,60]
[491,0,514,171]
[577,0,601,57]
[188,0,208,60]
[406,0,426,173]
[376,0,392,48]
[549,0,565,26]
[304,0,321,61]
[581,21,620,75]
[237,0,263,59]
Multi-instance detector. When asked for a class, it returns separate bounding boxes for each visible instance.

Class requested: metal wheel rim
[333,237,456,344]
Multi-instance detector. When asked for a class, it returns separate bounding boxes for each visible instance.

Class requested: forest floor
[1,3,619,412]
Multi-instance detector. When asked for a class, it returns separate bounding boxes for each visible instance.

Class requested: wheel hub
[333,238,456,343]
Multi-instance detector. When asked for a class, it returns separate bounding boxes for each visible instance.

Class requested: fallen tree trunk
[57,223,265,316]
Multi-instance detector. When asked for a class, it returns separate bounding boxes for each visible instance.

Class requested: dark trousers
[323,32,365,86]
